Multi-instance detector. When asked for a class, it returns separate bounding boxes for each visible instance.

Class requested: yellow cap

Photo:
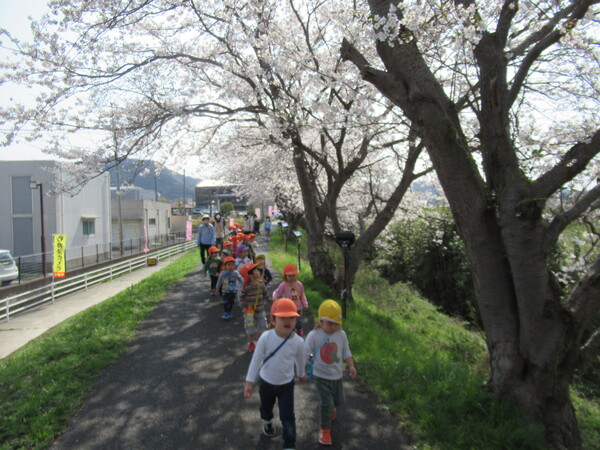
[318,299,342,324]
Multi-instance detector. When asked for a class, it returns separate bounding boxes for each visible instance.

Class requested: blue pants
[222,293,235,313]
[259,378,296,449]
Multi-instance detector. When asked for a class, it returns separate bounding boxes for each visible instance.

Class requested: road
[51,249,412,450]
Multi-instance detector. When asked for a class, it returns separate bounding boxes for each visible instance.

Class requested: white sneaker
[262,420,276,437]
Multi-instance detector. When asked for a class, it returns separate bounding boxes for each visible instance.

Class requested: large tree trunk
[290,144,337,286]
[341,2,590,445]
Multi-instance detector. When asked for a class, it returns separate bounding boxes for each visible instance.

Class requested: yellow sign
[53,234,66,278]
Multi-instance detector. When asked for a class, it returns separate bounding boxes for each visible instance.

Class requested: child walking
[203,246,222,295]
[304,300,356,446]
[239,262,270,352]
[272,264,309,336]
[215,256,243,319]
[263,216,272,238]
[255,254,273,285]
[244,298,306,450]
[235,245,252,269]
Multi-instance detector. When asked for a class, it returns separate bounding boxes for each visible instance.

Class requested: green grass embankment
[267,230,600,449]
[0,250,199,450]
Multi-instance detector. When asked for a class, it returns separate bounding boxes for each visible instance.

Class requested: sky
[0,1,206,177]
[0,0,52,161]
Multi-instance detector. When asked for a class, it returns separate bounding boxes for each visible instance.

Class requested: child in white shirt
[245,298,306,449]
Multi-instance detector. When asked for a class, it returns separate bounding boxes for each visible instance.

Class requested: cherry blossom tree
[0,0,430,289]
[341,0,600,447]
[5,1,599,444]
[194,1,433,286]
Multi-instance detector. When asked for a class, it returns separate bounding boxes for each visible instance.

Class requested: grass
[0,249,199,450]
[267,230,600,449]
[2,231,598,450]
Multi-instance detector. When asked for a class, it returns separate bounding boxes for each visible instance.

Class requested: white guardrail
[1,240,197,322]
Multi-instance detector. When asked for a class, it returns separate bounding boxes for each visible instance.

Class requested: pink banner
[186,221,192,241]
[255,208,261,219]
[143,225,150,253]
[273,204,278,216]
[268,205,273,217]
[230,217,235,227]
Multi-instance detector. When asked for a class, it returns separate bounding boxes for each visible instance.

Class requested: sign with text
[53,234,66,278]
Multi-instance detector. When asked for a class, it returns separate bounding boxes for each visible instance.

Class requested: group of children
[244,298,356,448]
[200,232,355,448]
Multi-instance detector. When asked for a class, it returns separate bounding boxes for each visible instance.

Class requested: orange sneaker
[319,428,332,446]
[330,408,336,421]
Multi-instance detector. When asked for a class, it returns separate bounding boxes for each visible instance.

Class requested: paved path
[46,241,412,449]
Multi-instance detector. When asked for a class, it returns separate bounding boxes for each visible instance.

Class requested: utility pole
[113,125,124,257]
[183,169,186,213]
[29,181,47,277]
[154,171,158,202]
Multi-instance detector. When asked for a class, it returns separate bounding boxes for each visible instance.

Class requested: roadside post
[293,230,302,271]
[281,222,289,252]
[335,231,355,318]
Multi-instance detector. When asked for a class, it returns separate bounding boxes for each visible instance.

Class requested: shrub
[371,207,478,323]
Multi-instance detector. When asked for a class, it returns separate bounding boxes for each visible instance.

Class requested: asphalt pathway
[51,242,412,450]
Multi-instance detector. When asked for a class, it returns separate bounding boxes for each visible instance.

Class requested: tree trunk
[341,4,587,443]
[290,144,337,286]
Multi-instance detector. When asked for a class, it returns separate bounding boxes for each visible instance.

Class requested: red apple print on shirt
[320,342,339,364]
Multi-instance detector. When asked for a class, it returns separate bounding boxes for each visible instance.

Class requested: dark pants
[222,293,235,313]
[315,377,345,428]
[295,311,303,332]
[210,275,218,290]
[259,378,296,449]
[199,244,211,264]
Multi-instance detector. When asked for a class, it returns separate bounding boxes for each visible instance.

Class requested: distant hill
[412,180,443,197]
[106,159,201,203]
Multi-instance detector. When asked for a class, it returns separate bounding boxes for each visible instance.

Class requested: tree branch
[579,329,600,372]
[340,38,410,108]
[507,0,596,107]
[546,183,600,249]
[533,128,600,201]
[567,256,600,330]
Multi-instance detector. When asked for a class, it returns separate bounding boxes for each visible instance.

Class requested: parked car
[0,250,19,286]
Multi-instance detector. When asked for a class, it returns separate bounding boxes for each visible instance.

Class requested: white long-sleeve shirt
[246,329,305,385]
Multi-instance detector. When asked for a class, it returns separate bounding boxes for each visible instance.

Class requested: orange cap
[222,256,235,265]
[208,246,220,254]
[271,298,300,317]
[240,262,258,283]
[283,264,299,276]
[223,241,232,247]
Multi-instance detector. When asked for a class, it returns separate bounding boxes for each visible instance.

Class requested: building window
[148,218,156,226]
[12,176,33,215]
[83,219,96,236]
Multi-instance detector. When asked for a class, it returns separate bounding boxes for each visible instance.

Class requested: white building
[111,198,172,249]
[1,160,111,263]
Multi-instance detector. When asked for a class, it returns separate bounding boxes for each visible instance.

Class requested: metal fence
[1,240,197,322]
[10,231,191,284]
